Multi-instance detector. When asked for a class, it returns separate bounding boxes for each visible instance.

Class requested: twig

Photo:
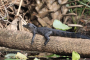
[61,0,79,5]
[16,0,23,16]
[19,15,27,24]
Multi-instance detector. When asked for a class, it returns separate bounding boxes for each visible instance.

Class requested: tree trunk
[0,29,90,58]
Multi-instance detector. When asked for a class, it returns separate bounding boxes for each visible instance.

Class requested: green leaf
[15,52,27,60]
[78,1,90,8]
[5,53,16,59]
[72,51,80,60]
[4,18,7,20]
[46,54,60,58]
[53,20,72,30]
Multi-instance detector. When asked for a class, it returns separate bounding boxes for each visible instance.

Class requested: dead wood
[0,29,90,58]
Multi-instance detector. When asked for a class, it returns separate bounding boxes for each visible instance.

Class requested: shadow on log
[0,29,90,58]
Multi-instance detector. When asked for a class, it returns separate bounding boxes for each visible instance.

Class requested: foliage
[46,54,60,58]
[5,53,16,59]
[15,52,27,60]
[72,51,80,60]
[68,0,90,15]
[53,20,72,30]
[5,52,27,60]
[67,0,90,31]
[34,58,40,60]
[5,53,20,60]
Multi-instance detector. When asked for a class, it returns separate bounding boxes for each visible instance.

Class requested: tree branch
[0,29,90,57]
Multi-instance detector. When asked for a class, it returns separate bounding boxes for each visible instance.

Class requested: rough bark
[0,29,90,58]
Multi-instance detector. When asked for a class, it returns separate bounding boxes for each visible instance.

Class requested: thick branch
[0,29,90,57]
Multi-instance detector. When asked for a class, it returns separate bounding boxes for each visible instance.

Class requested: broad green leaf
[53,20,72,30]
[5,53,16,59]
[15,52,27,60]
[72,51,80,60]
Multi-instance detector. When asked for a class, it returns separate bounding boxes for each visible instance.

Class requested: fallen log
[0,29,90,58]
